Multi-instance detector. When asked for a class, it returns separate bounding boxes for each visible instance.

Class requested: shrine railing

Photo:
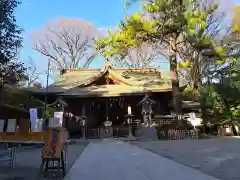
[86,128,100,139]
[158,129,199,140]
[85,126,130,139]
[113,126,129,137]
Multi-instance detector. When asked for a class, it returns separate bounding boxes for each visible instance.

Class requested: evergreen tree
[0,0,25,85]
[95,0,226,114]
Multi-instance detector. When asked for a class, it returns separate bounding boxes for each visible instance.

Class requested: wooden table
[0,140,69,168]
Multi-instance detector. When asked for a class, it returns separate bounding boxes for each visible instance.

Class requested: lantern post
[125,105,134,138]
[138,94,156,127]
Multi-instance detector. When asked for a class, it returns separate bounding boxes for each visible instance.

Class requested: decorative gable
[87,72,118,86]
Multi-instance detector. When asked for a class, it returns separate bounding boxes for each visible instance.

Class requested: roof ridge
[62,68,101,72]
[61,67,159,73]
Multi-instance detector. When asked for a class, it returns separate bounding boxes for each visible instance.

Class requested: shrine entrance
[85,96,140,138]
[106,97,125,125]
[85,97,127,127]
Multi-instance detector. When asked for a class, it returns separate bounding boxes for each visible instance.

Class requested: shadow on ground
[0,141,88,180]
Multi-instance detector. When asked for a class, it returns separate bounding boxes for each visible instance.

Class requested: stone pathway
[64,139,220,180]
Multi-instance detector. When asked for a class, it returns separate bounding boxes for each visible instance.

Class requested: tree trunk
[169,36,182,115]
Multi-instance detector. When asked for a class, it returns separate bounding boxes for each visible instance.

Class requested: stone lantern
[80,116,87,139]
[124,105,134,138]
[138,94,156,127]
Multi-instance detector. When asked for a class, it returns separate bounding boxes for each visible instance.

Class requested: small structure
[217,120,240,136]
[50,97,68,111]
[0,84,44,119]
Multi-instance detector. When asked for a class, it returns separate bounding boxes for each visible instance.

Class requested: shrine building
[29,62,187,136]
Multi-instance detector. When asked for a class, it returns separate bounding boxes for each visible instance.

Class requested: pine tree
[95,0,226,114]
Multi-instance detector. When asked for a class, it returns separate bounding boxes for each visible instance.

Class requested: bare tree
[17,57,41,87]
[31,17,99,71]
[26,57,41,87]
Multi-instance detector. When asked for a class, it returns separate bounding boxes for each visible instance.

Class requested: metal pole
[44,59,51,116]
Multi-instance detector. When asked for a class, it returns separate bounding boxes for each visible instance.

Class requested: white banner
[0,120,4,132]
[54,111,64,127]
[7,119,16,132]
[49,117,61,128]
[188,112,202,127]
[189,113,196,120]
[29,108,38,130]
[32,118,43,132]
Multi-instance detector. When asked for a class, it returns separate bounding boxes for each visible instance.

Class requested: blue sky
[16,0,141,74]
[15,0,240,82]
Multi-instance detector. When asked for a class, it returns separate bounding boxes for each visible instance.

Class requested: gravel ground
[132,138,240,180]
[0,140,88,180]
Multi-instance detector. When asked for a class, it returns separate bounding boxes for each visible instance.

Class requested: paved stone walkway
[64,139,220,180]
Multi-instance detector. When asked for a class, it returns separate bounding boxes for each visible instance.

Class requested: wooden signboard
[42,128,67,159]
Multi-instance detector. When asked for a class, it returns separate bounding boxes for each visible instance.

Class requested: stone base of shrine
[137,127,158,141]
[100,127,113,138]
[127,135,137,141]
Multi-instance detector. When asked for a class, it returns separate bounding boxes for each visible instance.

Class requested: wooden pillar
[105,100,109,121]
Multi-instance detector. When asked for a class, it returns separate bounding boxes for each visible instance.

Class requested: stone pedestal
[80,126,86,140]
[100,127,113,138]
[137,127,158,141]
[127,135,136,141]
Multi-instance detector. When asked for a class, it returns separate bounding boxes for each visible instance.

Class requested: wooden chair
[39,128,66,178]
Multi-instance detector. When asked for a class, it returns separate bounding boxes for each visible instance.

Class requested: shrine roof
[61,84,172,97]
[26,64,188,97]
